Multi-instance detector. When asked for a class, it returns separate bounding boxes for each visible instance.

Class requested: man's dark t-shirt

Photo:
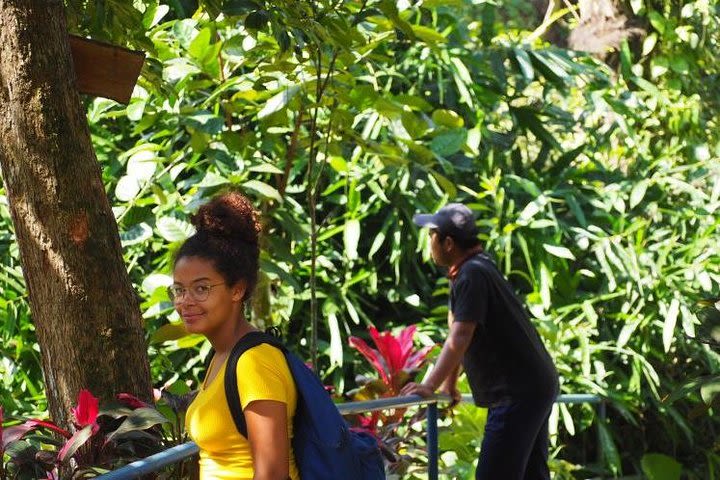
[450,252,558,407]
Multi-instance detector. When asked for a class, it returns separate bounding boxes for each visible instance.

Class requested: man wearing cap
[401,203,559,480]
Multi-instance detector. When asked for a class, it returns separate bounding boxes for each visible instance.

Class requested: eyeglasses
[167,283,225,303]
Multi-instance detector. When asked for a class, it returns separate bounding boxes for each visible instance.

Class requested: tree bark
[0,0,152,429]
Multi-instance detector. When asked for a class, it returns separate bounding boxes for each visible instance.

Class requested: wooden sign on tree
[69,35,144,104]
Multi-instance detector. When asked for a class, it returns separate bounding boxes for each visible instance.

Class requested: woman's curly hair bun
[191,192,260,245]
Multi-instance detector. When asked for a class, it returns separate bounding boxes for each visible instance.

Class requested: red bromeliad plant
[0,389,183,479]
[349,325,435,432]
[348,325,436,474]
[349,325,435,397]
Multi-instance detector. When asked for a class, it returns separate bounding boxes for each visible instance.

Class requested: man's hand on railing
[438,384,461,408]
[400,382,435,398]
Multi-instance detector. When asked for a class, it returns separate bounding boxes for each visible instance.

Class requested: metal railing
[97,393,605,480]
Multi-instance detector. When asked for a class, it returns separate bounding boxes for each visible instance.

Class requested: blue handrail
[96,393,605,480]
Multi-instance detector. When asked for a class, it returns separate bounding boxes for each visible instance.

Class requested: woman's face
[171,256,245,336]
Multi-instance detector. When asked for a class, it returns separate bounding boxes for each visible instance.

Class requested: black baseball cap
[413,203,478,240]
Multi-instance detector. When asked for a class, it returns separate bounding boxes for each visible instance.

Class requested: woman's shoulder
[236,342,288,370]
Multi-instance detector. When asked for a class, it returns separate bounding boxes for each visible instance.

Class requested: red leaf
[25,419,72,439]
[349,336,390,385]
[398,325,417,361]
[71,389,99,427]
[116,393,151,409]
[58,424,93,462]
[370,327,403,374]
[405,344,436,371]
[2,423,36,449]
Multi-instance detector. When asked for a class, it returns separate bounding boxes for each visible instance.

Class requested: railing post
[427,401,439,480]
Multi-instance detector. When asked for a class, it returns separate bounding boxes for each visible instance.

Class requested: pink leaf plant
[349,325,435,396]
[348,325,436,458]
[71,389,100,432]
[2,388,173,478]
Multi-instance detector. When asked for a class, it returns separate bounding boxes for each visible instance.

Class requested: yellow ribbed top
[186,343,299,480]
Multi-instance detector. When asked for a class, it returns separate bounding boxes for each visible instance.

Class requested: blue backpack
[222,331,386,480]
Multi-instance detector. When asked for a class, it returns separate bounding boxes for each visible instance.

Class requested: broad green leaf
[120,223,153,246]
[328,156,349,173]
[431,171,457,197]
[453,72,473,106]
[630,180,649,208]
[648,11,667,34]
[680,305,696,337]
[378,0,415,38]
[369,215,393,258]
[411,25,446,43]
[651,56,669,78]
[324,303,343,367]
[198,171,230,188]
[700,379,720,405]
[164,59,202,83]
[188,27,212,60]
[518,196,547,225]
[539,263,552,308]
[243,180,282,202]
[401,111,429,139]
[142,274,172,295]
[115,176,141,202]
[145,4,169,28]
[182,111,224,134]
[151,323,189,344]
[156,217,195,242]
[669,56,690,75]
[106,408,169,442]
[126,100,146,121]
[582,301,598,325]
[530,51,569,85]
[559,403,575,436]
[663,298,680,353]
[248,163,284,174]
[222,0,261,16]
[432,109,463,128]
[395,94,433,112]
[127,150,157,181]
[450,57,472,84]
[513,48,534,82]
[543,244,575,260]
[642,33,657,56]
[343,295,361,325]
[344,219,361,260]
[598,421,622,475]
[173,19,199,49]
[245,10,270,30]
[422,0,464,7]
[617,320,641,348]
[431,128,467,156]
[176,334,206,348]
[258,85,300,119]
[466,127,481,154]
[641,453,682,480]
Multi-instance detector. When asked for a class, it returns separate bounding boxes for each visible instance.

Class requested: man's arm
[438,311,461,400]
[400,319,476,397]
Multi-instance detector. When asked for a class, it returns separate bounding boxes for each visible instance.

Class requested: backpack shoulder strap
[224,330,286,439]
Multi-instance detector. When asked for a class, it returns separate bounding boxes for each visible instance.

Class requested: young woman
[170,192,298,480]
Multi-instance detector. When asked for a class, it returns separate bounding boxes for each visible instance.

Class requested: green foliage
[641,452,683,480]
[0,0,719,477]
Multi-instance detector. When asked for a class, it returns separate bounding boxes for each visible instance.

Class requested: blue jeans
[475,395,554,480]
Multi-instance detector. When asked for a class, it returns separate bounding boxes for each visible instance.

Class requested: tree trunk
[0,0,152,429]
